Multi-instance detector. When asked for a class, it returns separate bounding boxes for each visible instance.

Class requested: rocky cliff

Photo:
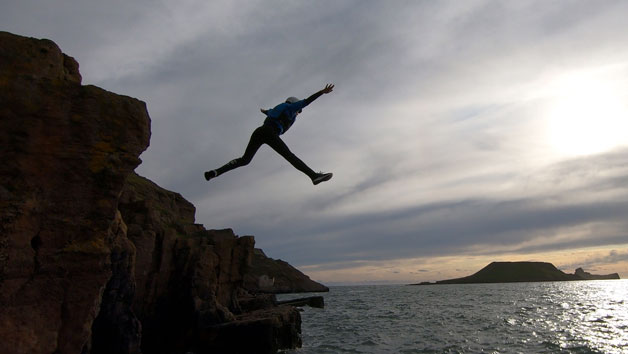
[0,31,304,354]
[1,30,150,354]
[244,248,329,294]
[116,173,301,354]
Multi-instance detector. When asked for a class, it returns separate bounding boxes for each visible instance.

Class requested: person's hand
[321,84,334,94]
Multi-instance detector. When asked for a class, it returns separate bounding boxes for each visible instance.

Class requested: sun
[545,68,628,157]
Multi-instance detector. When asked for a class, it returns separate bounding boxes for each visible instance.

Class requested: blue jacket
[263,99,310,135]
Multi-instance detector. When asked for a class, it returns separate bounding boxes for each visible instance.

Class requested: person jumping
[204,84,335,185]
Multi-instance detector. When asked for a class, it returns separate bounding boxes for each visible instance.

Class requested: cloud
[560,249,628,271]
[3,0,628,281]
[258,148,628,266]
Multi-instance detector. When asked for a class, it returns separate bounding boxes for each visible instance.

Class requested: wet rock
[276,296,324,309]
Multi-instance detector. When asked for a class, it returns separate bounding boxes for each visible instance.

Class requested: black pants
[215,124,317,179]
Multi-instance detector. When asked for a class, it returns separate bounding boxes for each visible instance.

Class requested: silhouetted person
[204,84,335,185]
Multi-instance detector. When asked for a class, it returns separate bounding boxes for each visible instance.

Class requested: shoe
[204,170,217,181]
[312,172,333,185]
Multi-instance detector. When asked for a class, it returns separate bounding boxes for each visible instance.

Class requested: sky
[3,0,628,285]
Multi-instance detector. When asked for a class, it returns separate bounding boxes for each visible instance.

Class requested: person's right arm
[304,84,335,106]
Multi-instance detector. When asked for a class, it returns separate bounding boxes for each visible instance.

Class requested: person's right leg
[205,126,265,181]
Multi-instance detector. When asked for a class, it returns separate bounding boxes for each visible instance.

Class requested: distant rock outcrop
[435,262,575,284]
[244,249,329,294]
[574,267,619,280]
[412,261,621,285]
[0,31,306,354]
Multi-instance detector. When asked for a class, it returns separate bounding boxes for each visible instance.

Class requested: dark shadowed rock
[196,305,302,354]
[244,248,329,294]
[90,211,142,354]
[119,173,302,354]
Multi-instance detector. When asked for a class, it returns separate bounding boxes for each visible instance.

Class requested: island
[411,261,620,285]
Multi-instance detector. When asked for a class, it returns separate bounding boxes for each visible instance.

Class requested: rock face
[244,248,329,294]
[0,32,303,354]
[117,173,302,354]
[416,261,621,285]
[0,31,150,354]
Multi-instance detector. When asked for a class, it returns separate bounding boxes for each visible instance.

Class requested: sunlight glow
[546,68,628,156]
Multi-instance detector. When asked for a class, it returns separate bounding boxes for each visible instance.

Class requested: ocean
[279,280,628,354]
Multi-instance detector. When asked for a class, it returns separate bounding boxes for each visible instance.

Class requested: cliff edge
[0,31,304,354]
[244,249,329,294]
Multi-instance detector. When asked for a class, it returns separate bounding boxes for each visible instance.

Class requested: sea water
[279,280,628,353]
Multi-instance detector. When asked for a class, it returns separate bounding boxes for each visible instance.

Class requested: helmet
[285,96,300,104]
